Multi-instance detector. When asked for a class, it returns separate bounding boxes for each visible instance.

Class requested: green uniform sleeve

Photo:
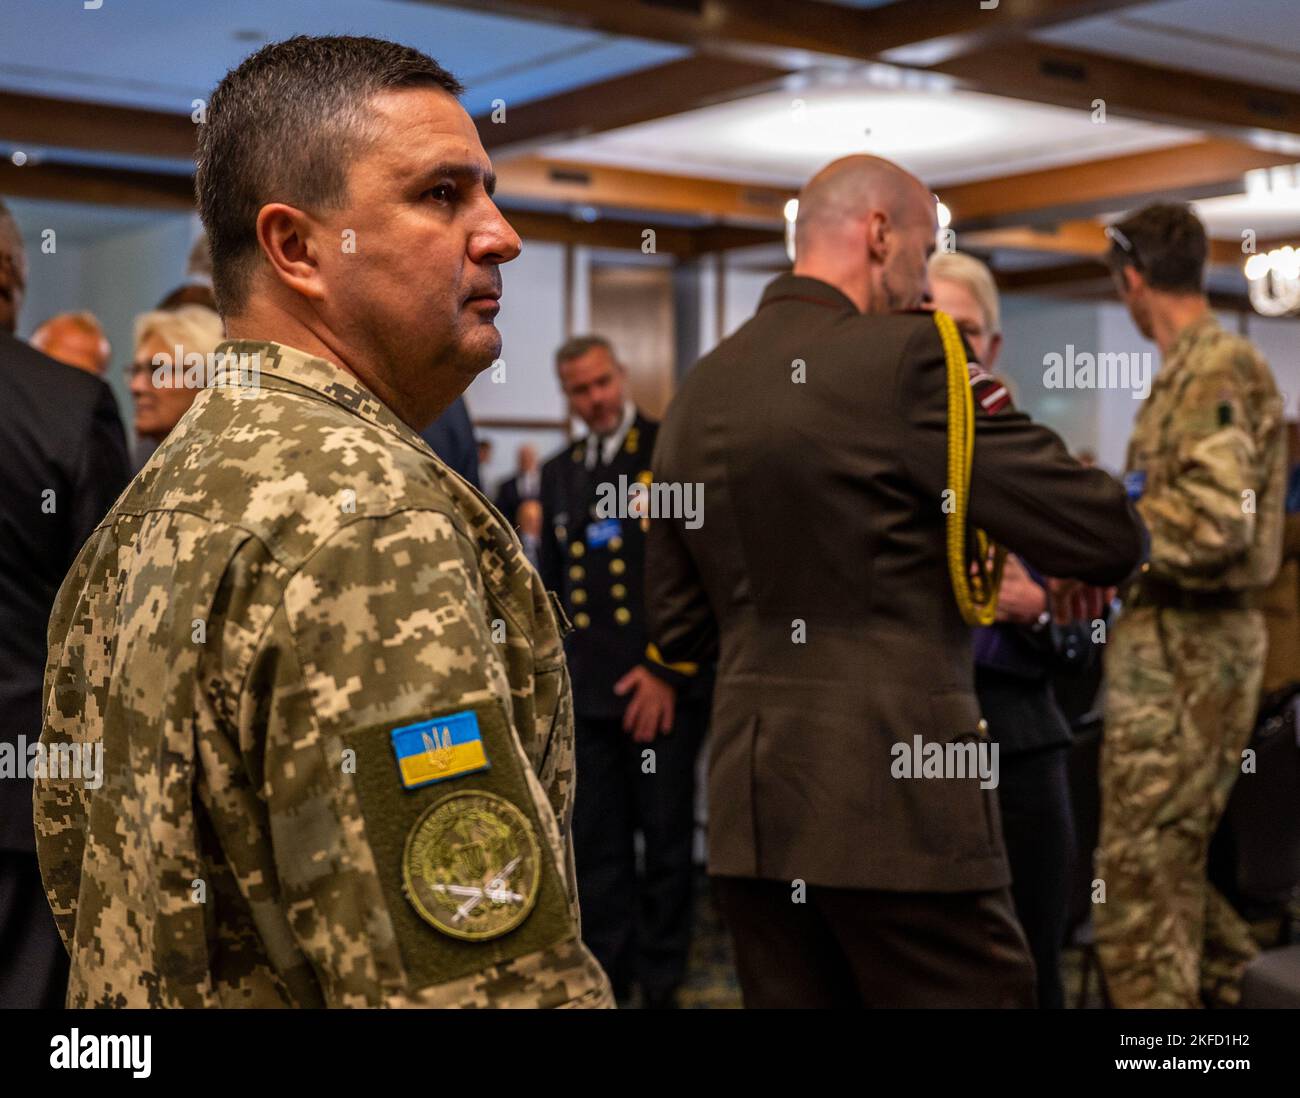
[1139,357,1261,581]
[236,508,578,1005]
[35,548,100,953]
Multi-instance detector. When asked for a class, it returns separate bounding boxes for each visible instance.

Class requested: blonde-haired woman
[127,304,224,444]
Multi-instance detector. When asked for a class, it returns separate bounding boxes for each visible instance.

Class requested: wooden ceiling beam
[506,208,781,256]
[0,158,772,257]
[504,208,697,254]
[962,219,1284,267]
[0,159,194,210]
[422,0,1149,65]
[931,39,1300,138]
[494,155,793,223]
[475,53,789,152]
[938,138,1298,228]
[0,91,196,161]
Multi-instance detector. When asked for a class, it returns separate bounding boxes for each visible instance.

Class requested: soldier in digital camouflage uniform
[1096,204,1285,1008]
[34,34,612,1009]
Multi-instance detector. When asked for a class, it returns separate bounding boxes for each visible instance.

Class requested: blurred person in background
[0,204,130,1008]
[930,250,1081,1009]
[128,303,225,450]
[540,334,707,1009]
[648,156,1140,1008]
[30,311,111,377]
[0,198,26,335]
[1097,202,1285,1008]
[517,497,543,569]
[496,442,541,523]
[157,231,219,313]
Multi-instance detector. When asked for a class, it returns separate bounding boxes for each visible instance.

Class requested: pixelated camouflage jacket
[36,339,612,1008]
[1126,314,1285,590]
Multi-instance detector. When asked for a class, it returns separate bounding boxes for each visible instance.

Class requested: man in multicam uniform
[1096,203,1285,1008]
[34,34,612,1009]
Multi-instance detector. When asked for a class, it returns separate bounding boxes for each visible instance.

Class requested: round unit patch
[402,790,541,941]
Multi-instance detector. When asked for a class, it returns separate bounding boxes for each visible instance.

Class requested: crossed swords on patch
[431,856,525,923]
[418,732,526,922]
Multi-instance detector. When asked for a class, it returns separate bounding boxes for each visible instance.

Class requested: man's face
[0,225,26,335]
[929,276,1001,369]
[876,186,937,313]
[517,498,542,539]
[310,87,521,427]
[129,332,201,442]
[518,444,537,473]
[559,345,625,435]
[33,321,110,376]
[1114,265,1154,341]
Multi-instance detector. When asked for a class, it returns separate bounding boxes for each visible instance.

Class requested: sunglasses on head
[1104,225,1142,270]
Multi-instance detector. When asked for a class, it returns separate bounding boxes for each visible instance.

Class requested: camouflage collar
[216,339,434,456]
[1165,311,1219,364]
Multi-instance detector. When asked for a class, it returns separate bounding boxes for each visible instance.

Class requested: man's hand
[1047,577,1116,624]
[993,554,1048,624]
[614,666,676,744]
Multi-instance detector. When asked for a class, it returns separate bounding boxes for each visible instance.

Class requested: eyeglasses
[123,361,175,387]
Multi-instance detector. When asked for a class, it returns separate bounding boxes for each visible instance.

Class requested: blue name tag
[1123,470,1146,501]
[585,518,622,549]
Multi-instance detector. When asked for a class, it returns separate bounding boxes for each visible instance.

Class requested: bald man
[30,312,111,377]
[648,155,1144,1007]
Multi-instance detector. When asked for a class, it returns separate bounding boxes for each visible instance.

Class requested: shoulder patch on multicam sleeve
[344,698,575,987]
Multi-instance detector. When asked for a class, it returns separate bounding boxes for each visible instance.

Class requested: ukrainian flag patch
[390,710,490,790]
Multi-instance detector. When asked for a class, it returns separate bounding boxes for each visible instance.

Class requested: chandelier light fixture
[1242,165,1300,316]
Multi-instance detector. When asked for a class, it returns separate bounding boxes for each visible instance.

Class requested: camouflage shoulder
[1196,327,1277,392]
[126,384,469,574]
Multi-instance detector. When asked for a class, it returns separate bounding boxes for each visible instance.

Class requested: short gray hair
[555,334,614,371]
[134,304,225,358]
[929,251,1001,335]
[195,35,464,316]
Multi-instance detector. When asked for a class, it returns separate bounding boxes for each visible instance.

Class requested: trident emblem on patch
[422,727,455,773]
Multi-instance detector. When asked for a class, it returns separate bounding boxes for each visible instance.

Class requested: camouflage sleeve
[234,508,569,1005]
[35,545,101,951]
[1138,355,1263,580]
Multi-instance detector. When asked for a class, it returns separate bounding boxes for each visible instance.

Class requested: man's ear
[864,211,890,263]
[1121,264,1144,297]
[255,203,326,301]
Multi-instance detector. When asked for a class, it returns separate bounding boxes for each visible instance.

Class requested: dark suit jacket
[420,396,480,489]
[647,274,1143,892]
[496,477,523,528]
[539,414,691,720]
[0,333,130,851]
[495,473,539,528]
